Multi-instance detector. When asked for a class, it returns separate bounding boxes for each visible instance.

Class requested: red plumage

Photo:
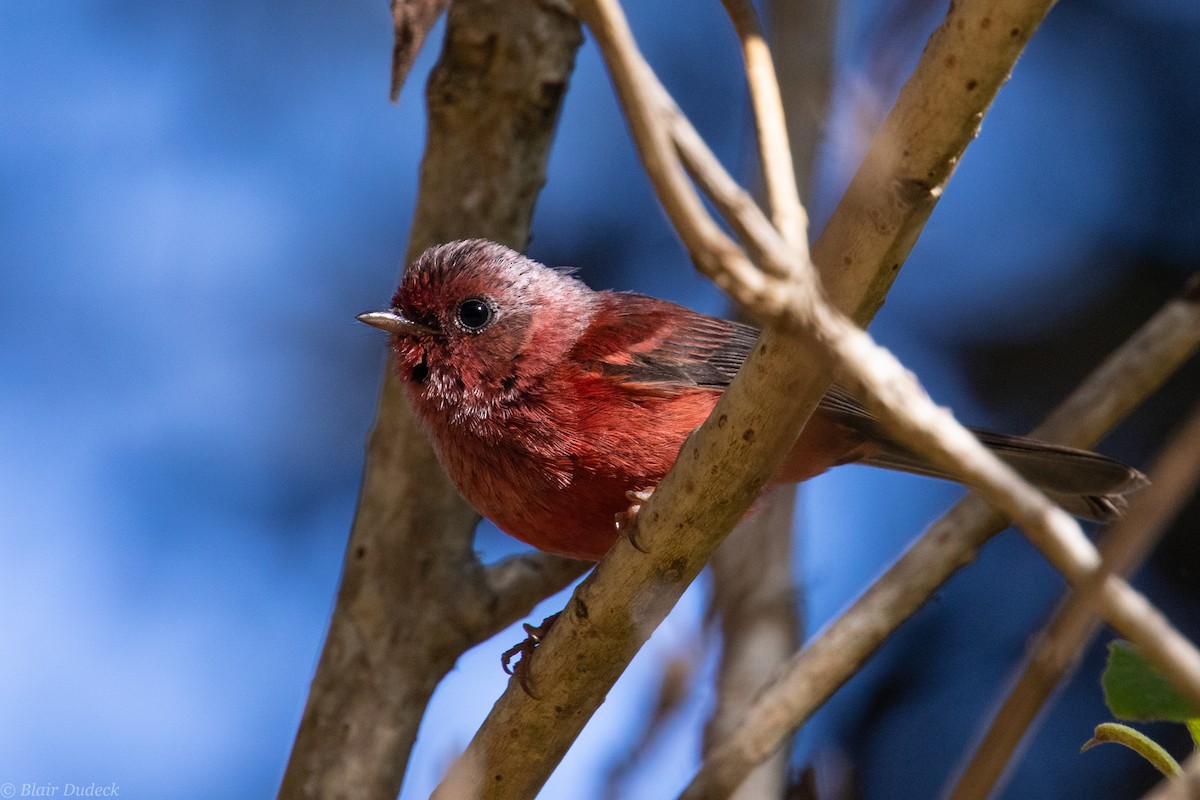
[359,240,1145,561]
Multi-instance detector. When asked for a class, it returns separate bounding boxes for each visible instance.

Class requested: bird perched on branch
[358,239,1146,562]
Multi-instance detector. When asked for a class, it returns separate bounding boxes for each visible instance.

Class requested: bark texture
[277,3,584,798]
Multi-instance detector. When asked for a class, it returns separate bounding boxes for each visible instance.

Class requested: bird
[358,239,1146,562]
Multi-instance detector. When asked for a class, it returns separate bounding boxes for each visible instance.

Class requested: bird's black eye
[455,297,494,332]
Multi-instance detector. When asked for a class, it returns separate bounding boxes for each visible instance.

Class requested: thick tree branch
[679,283,1200,800]
[278,3,583,798]
[948,398,1200,800]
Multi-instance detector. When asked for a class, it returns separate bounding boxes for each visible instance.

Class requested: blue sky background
[3,0,1199,798]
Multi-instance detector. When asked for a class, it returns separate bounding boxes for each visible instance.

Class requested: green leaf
[1187,718,1200,750]
[1081,723,1183,778]
[1102,641,1200,722]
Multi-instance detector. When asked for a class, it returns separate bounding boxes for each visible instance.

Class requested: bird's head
[358,239,595,411]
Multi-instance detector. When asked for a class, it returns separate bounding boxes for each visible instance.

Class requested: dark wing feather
[573,292,860,407]
[571,292,761,391]
[816,383,877,425]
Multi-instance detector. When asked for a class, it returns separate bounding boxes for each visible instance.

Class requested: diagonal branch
[740,259,1200,709]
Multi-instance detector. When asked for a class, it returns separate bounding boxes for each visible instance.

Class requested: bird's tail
[863,429,1148,521]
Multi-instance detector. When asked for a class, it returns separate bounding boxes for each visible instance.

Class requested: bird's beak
[356,309,438,337]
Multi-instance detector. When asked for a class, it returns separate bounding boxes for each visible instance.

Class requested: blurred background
[3,0,1199,797]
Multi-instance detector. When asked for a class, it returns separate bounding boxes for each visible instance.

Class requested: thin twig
[678,284,1200,800]
[816,306,1200,703]
[719,0,806,246]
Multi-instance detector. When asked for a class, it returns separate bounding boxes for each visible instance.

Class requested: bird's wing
[573,291,882,417]
[571,292,762,391]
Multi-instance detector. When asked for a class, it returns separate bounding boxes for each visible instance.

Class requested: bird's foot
[501,612,561,698]
[615,488,654,553]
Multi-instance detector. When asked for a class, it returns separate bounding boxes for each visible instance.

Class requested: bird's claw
[615,488,654,553]
[501,612,561,698]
